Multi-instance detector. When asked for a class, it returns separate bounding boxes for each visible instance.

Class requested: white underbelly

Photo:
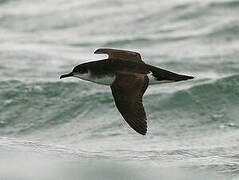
[74,71,115,85]
[91,75,116,85]
[94,74,171,85]
[82,75,116,85]
[77,72,173,86]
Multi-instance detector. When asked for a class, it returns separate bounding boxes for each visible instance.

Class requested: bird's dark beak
[60,72,73,79]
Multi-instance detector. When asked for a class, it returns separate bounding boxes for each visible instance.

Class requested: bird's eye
[73,65,87,74]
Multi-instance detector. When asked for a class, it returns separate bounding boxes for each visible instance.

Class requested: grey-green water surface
[0,0,239,179]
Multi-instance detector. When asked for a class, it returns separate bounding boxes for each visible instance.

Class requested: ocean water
[0,0,239,179]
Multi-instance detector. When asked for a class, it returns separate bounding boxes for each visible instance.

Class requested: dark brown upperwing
[110,73,149,135]
[94,48,144,63]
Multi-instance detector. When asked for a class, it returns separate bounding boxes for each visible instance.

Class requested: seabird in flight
[60,48,194,135]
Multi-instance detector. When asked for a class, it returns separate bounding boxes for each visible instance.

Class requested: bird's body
[60,48,194,135]
[73,59,189,85]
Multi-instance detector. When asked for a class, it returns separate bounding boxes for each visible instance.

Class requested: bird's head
[60,64,89,79]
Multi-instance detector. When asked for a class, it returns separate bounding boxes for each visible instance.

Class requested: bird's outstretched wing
[94,48,144,63]
[110,73,149,135]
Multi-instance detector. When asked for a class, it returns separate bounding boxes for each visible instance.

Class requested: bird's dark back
[82,59,150,76]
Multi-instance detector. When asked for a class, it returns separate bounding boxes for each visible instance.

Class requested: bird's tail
[147,65,194,81]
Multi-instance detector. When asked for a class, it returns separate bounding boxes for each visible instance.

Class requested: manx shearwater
[60,48,194,135]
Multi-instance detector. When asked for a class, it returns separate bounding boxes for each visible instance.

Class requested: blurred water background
[0,0,239,179]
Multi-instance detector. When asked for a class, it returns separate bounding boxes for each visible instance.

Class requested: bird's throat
[75,73,116,86]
